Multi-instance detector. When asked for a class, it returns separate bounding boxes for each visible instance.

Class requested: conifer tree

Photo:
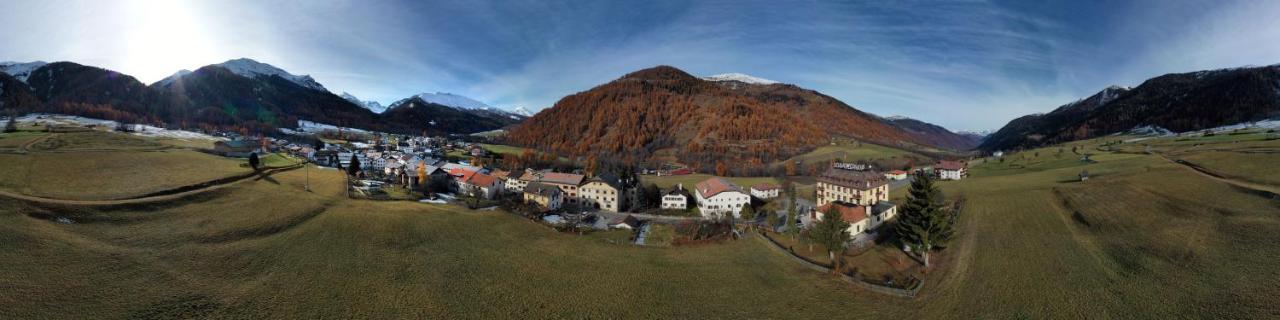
[809,206,851,272]
[895,171,954,267]
[347,154,361,176]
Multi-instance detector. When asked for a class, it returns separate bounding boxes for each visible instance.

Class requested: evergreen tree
[347,154,362,176]
[3,116,16,133]
[895,171,954,267]
[808,206,851,272]
[248,153,261,171]
[313,139,324,151]
[738,204,755,221]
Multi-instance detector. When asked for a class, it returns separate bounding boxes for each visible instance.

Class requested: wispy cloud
[0,0,1276,131]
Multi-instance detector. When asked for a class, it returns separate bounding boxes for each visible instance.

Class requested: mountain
[340,92,388,113]
[0,72,42,112]
[0,61,48,83]
[980,65,1280,151]
[412,92,492,110]
[702,73,779,85]
[25,61,165,123]
[213,58,328,92]
[381,96,522,134]
[505,65,953,172]
[153,62,375,132]
[0,58,519,135]
[154,69,192,87]
[510,106,534,117]
[882,116,983,150]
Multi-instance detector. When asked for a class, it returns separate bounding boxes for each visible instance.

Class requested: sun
[119,0,225,83]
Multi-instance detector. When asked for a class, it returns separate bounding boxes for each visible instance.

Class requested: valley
[1,123,1277,319]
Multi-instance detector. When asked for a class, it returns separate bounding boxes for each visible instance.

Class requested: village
[209,124,971,256]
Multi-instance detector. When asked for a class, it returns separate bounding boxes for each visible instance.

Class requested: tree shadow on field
[253,172,280,185]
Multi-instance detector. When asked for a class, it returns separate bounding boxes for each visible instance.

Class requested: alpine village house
[813,167,898,237]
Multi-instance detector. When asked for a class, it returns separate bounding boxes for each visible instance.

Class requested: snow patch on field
[10,113,223,142]
[293,119,371,134]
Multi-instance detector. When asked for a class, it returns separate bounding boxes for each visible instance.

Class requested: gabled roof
[466,173,498,187]
[937,160,967,171]
[539,172,585,186]
[525,182,562,196]
[665,187,691,198]
[490,169,511,180]
[449,168,478,180]
[887,170,909,175]
[696,177,742,198]
[607,215,640,228]
[584,173,622,189]
[818,168,889,190]
[817,202,868,224]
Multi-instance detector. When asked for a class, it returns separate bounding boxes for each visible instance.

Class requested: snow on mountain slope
[215,58,328,92]
[702,73,779,85]
[511,106,534,117]
[154,69,192,87]
[413,92,492,110]
[0,61,49,83]
[340,92,388,114]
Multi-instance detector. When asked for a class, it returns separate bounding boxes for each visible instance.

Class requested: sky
[2,0,1279,132]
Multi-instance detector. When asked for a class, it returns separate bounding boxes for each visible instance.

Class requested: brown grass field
[1,131,1278,318]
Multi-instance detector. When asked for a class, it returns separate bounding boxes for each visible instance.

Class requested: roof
[466,173,498,187]
[608,215,640,228]
[584,173,622,189]
[696,177,741,198]
[818,168,889,190]
[525,182,562,196]
[539,172,585,186]
[490,169,511,180]
[751,183,780,191]
[937,160,967,171]
[665,187,691,198]
[817,202,868,224]
[872,201,895,216]
[517,170,542,182]
[449,168,478,181]
[887,170,909,175]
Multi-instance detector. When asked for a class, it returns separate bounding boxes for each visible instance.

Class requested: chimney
[678,183,682,190]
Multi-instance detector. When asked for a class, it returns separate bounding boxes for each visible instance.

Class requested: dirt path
[1157,153,1280,197]
[0,164,303,206]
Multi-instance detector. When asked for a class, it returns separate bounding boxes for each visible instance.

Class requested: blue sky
[2,0,1278,131]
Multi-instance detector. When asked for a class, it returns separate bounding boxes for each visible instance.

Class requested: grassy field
[1,131,1279,318]
[0,150,248,200]
[782,142,922,165]
[641,173,780,190]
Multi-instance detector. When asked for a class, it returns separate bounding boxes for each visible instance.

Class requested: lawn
[0,130,48,150]
[1,133,1278,319]
[641,173,780,190]
[782,142,922,165]
[0,130,250,200]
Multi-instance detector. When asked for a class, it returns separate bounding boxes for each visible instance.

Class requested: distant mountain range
[980,64,1280,151]
[505,66,976,171]
[0,58,521,135]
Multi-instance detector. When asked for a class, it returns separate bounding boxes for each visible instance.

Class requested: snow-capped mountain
[702,73,779,85]
[214,58,328,92]
[412,92,492,110]
[0,61,49,83]
[154,69,192,87]
[510,106,534,117]
[340,92,388,114]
